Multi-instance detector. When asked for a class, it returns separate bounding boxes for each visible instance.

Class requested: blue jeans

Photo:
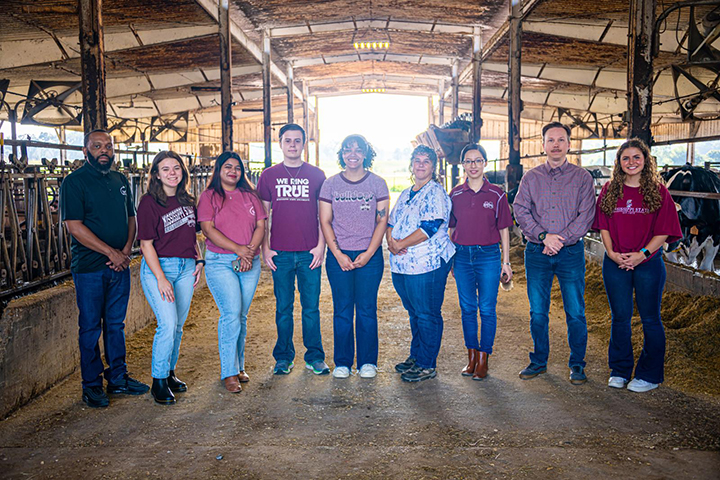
[72,268,131,388]
[603,252,666,384]
[205,251,262,379]
[326,248,384,368]
[524,241,588,368]
[271,250,324,364]
[453,243,501,353]
[392,259,451,369]
[140,257,196,379]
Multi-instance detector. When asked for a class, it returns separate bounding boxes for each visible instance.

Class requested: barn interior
[1,1,720,477]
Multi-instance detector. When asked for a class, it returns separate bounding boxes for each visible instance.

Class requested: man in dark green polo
[60,129,149,408]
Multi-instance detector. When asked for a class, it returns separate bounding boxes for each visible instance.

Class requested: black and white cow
[661,164,720,272]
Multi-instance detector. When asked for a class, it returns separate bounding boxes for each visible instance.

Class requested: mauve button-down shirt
[513,160,595,245]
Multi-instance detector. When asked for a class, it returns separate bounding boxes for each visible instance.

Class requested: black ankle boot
[151,378,176,405]
[167,370,187,393]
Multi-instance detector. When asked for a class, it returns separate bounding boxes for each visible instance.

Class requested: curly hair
[145,151,195,207]
[336,134,376,169]
[409,145,440,184]
[600,138,663,216]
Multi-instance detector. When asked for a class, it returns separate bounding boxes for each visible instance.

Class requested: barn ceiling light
[354,41,390,50]
[362,88,385,93]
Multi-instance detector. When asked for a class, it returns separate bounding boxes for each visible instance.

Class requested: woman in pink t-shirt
[198,152,267,394]
[593,139,681,393]
[138,151,204,405]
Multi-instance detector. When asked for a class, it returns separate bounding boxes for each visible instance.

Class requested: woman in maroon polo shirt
[593,138,681,393]
[449,143,513,380]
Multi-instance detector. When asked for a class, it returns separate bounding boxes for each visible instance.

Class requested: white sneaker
[358,364,378,378]
[608,376,629,389]
[333,366,351,378]
[627,378,659,392]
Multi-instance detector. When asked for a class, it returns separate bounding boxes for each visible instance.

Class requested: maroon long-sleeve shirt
[513,160,595,245]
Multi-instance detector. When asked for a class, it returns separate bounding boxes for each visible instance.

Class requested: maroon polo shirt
[449,180,513,246]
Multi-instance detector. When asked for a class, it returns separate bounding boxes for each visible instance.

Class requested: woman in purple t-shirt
[319,135,389,379]
[138,151,204,405]
[593,139,681,393]
[198,152,267,394]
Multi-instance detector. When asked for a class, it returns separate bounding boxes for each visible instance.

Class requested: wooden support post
[507,0,524,193]
[451,61,459,187]
[451,61,459,120]
[78,0,107,133]
[427,96,434,125]
[472,26,483,143]
[219,0,233,152]
[262,30,272,169]
[58,127,66,162]
[302,81,310,162]
[627,0,656,145]
[438,79,445,126]
[287,64,295,124]
[314,96,320,166]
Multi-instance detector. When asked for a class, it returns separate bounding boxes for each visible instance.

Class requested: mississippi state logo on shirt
[614,198,649,215]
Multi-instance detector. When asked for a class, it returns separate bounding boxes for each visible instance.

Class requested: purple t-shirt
[449,180,513,246]
[257,162,326,251]
[319,171,389,251]
[137,195,198,259]
[197,189,267,254]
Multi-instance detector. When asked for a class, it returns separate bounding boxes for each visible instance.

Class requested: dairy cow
[661,164,720,272]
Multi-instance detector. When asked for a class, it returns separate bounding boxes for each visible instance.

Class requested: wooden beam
[287,64,295,124]
[507,0,524,192]
[219,0,233,152]
[303,81,310,161]
[627,0,657,145]
[79,0,107,133]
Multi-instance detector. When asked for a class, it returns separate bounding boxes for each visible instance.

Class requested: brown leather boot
[461,349,478,376]
[473,352,488,380]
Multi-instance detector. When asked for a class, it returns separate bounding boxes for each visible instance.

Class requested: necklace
[283,161,304,179]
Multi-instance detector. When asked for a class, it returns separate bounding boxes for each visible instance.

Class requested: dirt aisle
[1,248,719,479]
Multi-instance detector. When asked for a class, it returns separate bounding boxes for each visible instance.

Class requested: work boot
[151,378,176,405]
[473,352,489,380]
[167,370,187,393]
[461,349,478,376]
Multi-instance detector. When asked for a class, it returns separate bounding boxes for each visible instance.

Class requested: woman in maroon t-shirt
[593,138,681,393]
[138,151,204,405]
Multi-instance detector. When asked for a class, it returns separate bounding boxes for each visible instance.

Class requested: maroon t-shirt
[449,180,513,246]
[137,195,198,259]
[257,162,326,251]
[593,183,682,261]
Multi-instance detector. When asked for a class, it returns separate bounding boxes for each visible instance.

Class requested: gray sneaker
[273,360,294,375]
[305,360,330,375]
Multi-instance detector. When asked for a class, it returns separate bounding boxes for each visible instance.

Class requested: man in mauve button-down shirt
[513,122,595,386]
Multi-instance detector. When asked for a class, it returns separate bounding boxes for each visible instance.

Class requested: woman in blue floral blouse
[386,145,455,382]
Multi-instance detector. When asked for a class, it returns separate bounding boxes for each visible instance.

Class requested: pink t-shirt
[593,183,682,261]
[257,162,326,252]
[197,188,267,254]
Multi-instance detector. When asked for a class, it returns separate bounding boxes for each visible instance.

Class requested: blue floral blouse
[388,181,455,275]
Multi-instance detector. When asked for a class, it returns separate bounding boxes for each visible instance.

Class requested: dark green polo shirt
[60,163,136,273]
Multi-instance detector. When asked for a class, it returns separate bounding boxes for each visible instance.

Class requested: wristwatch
[641,247,651,258]
[538,232,548,242]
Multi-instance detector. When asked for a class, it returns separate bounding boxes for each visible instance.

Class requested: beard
[86,150,114,172]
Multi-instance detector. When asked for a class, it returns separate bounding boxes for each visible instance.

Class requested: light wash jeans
[140,257,196,379]
[205,251,262,379]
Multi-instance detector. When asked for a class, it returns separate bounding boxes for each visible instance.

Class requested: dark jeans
[392,259,451,369]
[72,268,131,388]
[271,250,325,364]
[603,252,666,384]
[524,241,588,368]
[326,248,384,368]
[453,243,502,353]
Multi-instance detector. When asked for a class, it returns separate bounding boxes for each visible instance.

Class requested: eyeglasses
[462,159,485,166]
